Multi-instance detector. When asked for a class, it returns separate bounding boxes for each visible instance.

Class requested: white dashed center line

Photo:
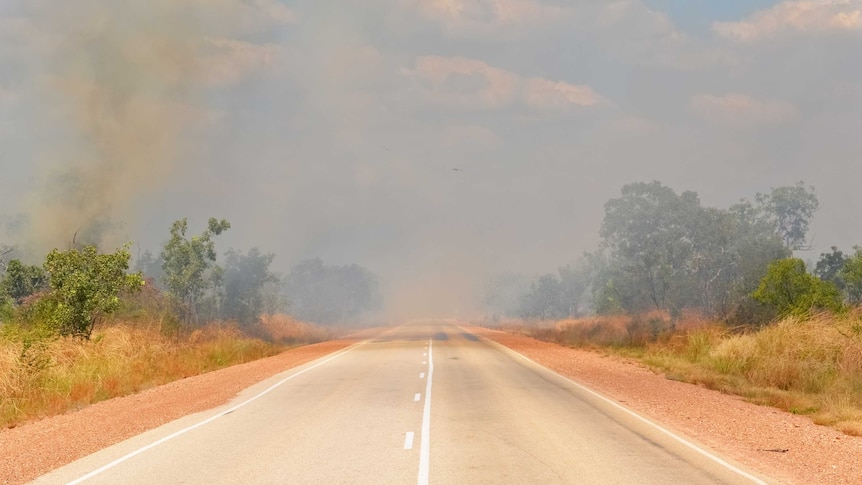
[418,339,434,485]
[414,393,421,402]
[404,432,415,450]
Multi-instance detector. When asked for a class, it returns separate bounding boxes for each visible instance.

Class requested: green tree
[160,218,230,323]
[814,246,847,291]
[42,245,144,338]
[1,259,47,304]
[752,258,843,318]
[222,248,277,324]
[839,247,862,306]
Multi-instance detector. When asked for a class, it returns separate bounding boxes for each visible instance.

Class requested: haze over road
[35,322,772,485]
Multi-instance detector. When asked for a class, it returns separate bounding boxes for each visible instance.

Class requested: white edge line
[67,342,363,485]
[417,339,433,485]
[404,431,415,450]
[455,324,769,485]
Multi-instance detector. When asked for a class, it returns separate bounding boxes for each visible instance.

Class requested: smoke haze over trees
[1,1,861,319]
[487,180,862,324]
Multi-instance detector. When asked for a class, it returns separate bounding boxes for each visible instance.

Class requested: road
[34,321,773,484]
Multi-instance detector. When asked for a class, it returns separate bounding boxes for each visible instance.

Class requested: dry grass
[495,310,862,436]
[0,322,282,428]
[252,314,334,345]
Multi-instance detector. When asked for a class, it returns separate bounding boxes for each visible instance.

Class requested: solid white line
[404,432,415,450]
[420,372,425,379]
[414,393,421,402]
[67,344,361,485]
[417,339,433,485]
[475,332,769,485]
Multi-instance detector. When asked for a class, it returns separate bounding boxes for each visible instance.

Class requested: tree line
[486,181,862,324]
[0,218,381,339]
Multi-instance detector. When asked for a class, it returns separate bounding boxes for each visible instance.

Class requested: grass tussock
[497,310,862,436]
[0,322,282,428]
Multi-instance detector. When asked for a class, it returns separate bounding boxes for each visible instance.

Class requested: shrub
[752,258,844,318]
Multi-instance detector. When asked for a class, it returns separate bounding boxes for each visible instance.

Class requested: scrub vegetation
[0,217,378,428]
[485,180,862,436]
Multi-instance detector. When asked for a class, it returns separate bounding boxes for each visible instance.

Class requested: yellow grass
[253,314,334,345]
[494,310,862,436]
[0,322,285,428]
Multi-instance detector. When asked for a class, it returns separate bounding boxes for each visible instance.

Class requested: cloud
[401,56,605,111]
[408,0,572,34]
[524,78,606,110]
[187,0,296,36]
[713,0,862,42]
[689,93,798,127]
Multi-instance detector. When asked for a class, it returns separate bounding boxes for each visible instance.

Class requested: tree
[814,247,847,291]
[755,182,819,251]
[285,259,380,324]
[160,218,230,323]
[221,248,277,324]
[752,258,843,318]
[518,263,592,320]
[520,274,564,320]
[600,181,704,312]
[839,247,862,306]
[41,245,144,338]
[135,250,165,288]
[483,272,533,319]
[1,259,47,304]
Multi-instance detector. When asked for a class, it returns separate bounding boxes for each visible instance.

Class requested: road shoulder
[0,338,362,485]
[472,326,861,485]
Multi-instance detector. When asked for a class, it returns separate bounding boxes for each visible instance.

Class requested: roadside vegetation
[484,180,862,436]
[0,217,380,428]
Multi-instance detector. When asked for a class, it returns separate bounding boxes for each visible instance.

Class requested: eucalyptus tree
[160,218,230,323]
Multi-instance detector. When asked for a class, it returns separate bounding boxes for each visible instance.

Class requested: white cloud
[405,0,573,35]
[714,0,862,42]
[401,56,520,109]
[690,93,798,127]
[402,56,604,111]
[524,78,606,110]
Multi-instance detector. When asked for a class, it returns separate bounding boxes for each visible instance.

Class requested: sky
[1,0,861,318]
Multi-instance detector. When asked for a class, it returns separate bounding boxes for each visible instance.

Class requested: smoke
[23,0,210,253]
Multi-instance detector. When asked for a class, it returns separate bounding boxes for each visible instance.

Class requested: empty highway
[34,321,773,484]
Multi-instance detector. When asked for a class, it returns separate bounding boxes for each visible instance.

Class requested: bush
[752,258,844,318]
[42,245,144,338]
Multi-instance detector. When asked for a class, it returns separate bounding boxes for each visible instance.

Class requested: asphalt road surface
[34,321,774,485]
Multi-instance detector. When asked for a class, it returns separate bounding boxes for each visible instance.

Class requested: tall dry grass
[251,314,334,345]
[497,310,862,436]
[0,323,280,428]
